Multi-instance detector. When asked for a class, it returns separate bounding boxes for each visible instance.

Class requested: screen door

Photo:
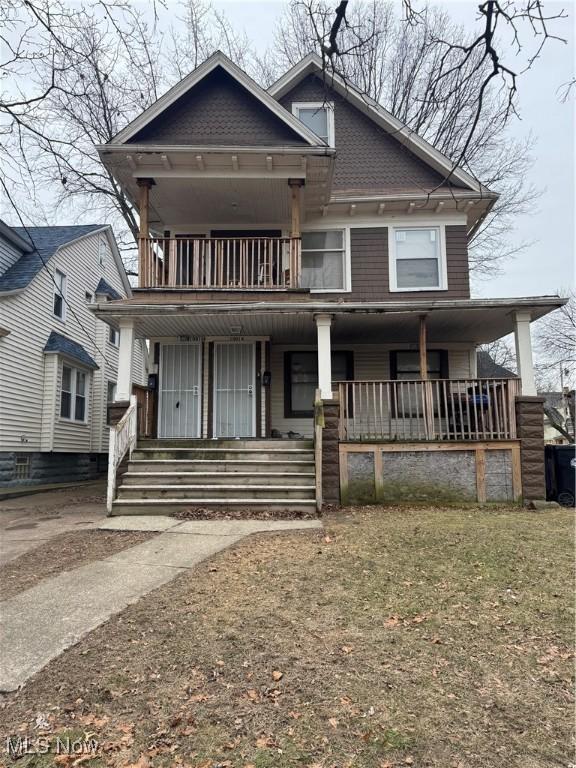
[159,343,202,438]
[213,342,256,437]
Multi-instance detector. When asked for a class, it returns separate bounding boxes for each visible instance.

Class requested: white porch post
[315,313,333,400]
[116,319,135,401]
[513,311,537,395]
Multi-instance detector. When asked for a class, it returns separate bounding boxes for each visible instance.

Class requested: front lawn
[0,506,573,767]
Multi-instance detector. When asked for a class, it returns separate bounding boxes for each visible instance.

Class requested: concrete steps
[111,439,317,517]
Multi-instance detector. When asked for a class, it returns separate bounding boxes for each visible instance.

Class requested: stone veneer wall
[321,398,341,504]
[515,395,546,501]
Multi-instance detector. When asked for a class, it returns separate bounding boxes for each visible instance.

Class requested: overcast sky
[214,0,575,300]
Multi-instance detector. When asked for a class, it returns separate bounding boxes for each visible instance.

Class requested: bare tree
[534,289,576,388]
[1,0,254,273]
[272,0,568,277]
[478,338,517,372]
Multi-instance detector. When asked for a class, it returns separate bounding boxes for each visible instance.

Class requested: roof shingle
[0,224,104,292]
[43,331,99,369]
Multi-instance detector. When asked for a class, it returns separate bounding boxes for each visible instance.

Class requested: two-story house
[94,52,564,515]
[0,221,148,486]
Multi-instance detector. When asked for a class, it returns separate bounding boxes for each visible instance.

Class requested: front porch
[100,296,557,511]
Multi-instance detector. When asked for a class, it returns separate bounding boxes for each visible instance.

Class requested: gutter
[90,295,567,317]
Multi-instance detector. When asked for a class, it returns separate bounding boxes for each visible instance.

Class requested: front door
[213,342,256,437]
[159,343,202,438]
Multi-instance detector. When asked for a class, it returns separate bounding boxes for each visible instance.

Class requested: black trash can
[545,444,576,507]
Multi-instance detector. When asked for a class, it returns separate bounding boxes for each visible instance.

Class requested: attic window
[292,102,334,146]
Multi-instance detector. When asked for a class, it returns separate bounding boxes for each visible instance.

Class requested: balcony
[338,378,521,442]
[138,235,302,289]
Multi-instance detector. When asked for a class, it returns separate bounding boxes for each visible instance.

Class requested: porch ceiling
[93,296,564,344]
[98,148,333,228]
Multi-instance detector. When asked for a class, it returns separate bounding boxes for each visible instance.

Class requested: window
[301,230,347,291]
[60,365,88,422]
[292,102,335,146]
[390,227,446,291]
[85,292,93,303]
[390,350,448,381]
[53,270,66,319]
[109,326,119,346]
[98,236,106,266]
[15,456,30,480]
[285,351,353,417]
[107,381,117,403]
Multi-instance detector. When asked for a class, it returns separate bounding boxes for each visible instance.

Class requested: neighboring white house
[0,220,147,485]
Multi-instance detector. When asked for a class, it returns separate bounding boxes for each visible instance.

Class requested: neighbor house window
[107,381,117,403]
[390,227,446,291]
[109,326,119,346]
[301,230,347,291]
[60,365,88,422]
[292,102,335,146]
[53,270,66,319]
[285,351,353,417]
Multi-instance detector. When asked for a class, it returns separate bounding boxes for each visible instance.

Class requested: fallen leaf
[272,670,283,681]
[328,717,339,729]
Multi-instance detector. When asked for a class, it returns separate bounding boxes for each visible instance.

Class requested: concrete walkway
[0,516,321,691]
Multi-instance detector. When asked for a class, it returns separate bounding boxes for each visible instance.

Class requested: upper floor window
[60,365,88,422]
[53,270,66,319]
[390,226,446,292]
[301,230,347,292]
[109,326,119,346]
[292,102,335,146]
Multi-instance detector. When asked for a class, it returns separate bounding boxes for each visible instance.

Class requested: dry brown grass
[0,505,573,768]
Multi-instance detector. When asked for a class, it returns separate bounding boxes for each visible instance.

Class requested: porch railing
[106,394,138,513]
[139,236,301,289]
[338,378,521,442]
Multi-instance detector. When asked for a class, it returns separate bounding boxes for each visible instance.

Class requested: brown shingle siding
[279,74,453,192]
[131,67,308,146]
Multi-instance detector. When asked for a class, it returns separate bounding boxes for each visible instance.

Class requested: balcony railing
[139,236,301,289]
[338,378,521,442]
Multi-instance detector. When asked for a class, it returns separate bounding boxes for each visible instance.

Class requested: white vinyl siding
[0,230,145,454]
[0,238,22,275]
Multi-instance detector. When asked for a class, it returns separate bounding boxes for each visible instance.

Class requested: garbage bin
[545,444,576,507]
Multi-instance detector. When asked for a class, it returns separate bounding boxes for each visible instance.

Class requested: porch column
[137,178,153,288]
[419,314,428,378]
[116,319,135,401]
[288,179,303,287]
[315,313,333,399]
[513,311,537,395]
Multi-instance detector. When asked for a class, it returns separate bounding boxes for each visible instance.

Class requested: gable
[0,225,105,293]
[279,74,458,193]
[129,67,311,147]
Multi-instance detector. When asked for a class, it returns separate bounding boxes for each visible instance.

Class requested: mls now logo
[5,735,98,758]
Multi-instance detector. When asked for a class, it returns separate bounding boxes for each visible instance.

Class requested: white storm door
[213,342,256,437]
[159,343,202,438]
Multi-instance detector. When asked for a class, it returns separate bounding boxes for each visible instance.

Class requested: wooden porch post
[288,179,303,287]
[419,314,435,438]
[137,178,154,288]
[419,314,428,379]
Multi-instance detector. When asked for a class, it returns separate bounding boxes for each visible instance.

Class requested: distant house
[541,391,574,444]
[0,221,147,486]
[476,350,516,379]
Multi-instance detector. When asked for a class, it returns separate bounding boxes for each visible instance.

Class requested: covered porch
[97,295,559,443]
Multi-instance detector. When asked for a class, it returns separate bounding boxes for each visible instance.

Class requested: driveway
[0,481,106,565]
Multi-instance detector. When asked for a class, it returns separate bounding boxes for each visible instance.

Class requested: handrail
[338,378,521,442]
[139,235,301,289]
[106,394,138,514]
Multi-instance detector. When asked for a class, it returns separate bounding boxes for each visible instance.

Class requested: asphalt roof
[43,331,99,369]
[95,277,122,301]
[476,350,517,379]
[0,224,105,292]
